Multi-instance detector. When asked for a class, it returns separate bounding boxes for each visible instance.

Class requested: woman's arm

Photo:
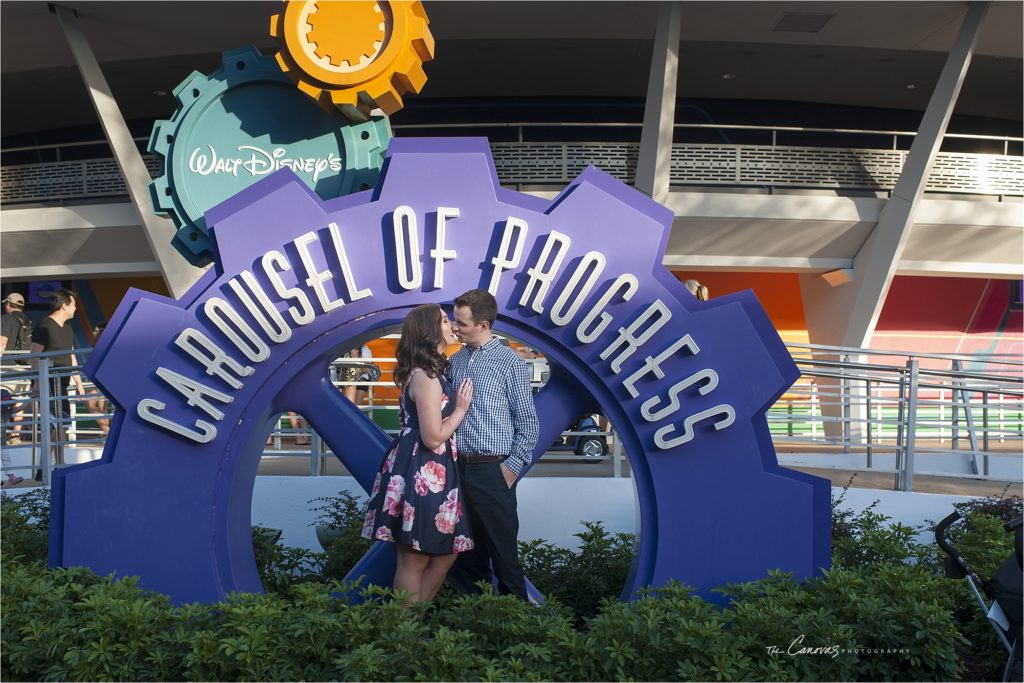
[410,372,472,450]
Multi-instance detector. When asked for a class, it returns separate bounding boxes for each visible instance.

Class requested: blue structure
[54,139,830,604]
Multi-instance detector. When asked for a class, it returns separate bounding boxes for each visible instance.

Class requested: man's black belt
[460,453,505,464]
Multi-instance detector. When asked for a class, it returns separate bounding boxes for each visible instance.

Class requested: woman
[682,279,710,302]
[342,345,373,405]
[362,304,474,603]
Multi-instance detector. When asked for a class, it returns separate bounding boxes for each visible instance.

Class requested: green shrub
[0,489,50,565]
[519,521,635,623]
[251,526,326,597]
[309,490,374,581]
[4,483,1019,681]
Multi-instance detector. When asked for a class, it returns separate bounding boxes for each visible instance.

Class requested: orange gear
[270,0,434,122]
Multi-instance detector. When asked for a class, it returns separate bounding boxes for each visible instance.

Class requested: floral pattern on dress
[435,488,462,534]
[383,475,405,516]
[361,369,474,554]
[414,461,446,495]
[402,501,416,531]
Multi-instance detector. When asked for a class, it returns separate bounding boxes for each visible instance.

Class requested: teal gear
[148,45,391,265]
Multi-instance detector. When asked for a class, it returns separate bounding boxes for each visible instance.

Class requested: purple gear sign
[53,138,830,604]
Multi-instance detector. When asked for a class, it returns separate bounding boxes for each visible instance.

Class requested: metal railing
[3,344,1021,489]
[2,122,1021,204]
[770,344,1023,489]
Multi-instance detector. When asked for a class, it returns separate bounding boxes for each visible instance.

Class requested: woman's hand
[454,378,473,415]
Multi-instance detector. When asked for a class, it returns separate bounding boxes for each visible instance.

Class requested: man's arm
[28,343,44,371]
[0,316,13,353]
[500,355,540,487]
[69,354,86,396]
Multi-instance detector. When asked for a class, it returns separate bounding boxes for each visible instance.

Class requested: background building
[1,1,1021,358]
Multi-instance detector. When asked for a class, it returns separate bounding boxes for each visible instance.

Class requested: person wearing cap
[0,292,32,353]
[0,291,32,454]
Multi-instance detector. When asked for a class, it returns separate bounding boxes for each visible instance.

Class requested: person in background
[0,292,32,445]
[342,344,375,405]
[361,303,474,604]
[0,292,32,354]
[682,279,710,302]
[446,288,539,601]
[84,323,110,437]
[30,288,86,474]
[1,387,24,485]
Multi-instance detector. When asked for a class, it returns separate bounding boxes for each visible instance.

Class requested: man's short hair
[49,287,76,312]
[454,288,498,326]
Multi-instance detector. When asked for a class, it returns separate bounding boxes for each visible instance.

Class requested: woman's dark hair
[393,304,448,387]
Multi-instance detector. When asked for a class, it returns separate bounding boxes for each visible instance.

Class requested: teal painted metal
[148,46,391,265]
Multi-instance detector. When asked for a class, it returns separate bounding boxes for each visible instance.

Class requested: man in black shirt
[30,288,85,475]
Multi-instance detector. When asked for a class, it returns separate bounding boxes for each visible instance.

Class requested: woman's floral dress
[361,368,474,554]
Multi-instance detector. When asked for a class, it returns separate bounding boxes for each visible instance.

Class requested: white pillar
[634,2,681,205]
[54,5,206,298]
[800,2,990,350]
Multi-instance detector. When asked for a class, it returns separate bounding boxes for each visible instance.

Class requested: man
[0,292,32,354]
[0,292,32,448]
[30,288,85,475]
[447,288,539,600]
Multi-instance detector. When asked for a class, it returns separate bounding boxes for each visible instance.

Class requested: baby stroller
[936,511,1023,682]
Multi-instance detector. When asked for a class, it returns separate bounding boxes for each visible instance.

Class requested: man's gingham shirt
[448,337,539,476]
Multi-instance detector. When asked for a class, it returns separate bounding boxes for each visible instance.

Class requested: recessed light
[153,90,168,96]
[721,73,737,80]
[904,83,918,90]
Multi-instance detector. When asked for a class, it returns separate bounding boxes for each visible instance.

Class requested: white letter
[228,271,291,344]
[204,297,270,363]
[623,334,700,399]
[155,367,233,421]
[576,274,639,344]
[294,231,345,314]
[261,250,316,326]
[175,328,254,390]
[430,207,459,289]
[654,406,736,449]
[599,299,670,373]
[520,231,571,314]
[393,205,422,290]
[327,222,371,301]
[598,299,671,374]
[488,217,529,296]
[137,398,216,443]
[641,369,719,422]
[550,251,606,326]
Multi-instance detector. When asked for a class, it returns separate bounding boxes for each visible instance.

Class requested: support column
[54,5,205,299]
[800,2,989,350]
[634,2,681,205]
[799,2,987,441]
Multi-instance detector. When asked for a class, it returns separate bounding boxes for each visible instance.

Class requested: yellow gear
[270,0,434,122]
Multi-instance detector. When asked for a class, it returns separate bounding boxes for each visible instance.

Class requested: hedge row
[1,486,1019,682]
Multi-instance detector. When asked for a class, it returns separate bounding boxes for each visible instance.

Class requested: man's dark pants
[448,460,528,600]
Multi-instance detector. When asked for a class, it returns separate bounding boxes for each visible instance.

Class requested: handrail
[3,121,1021,155]
[787,342,1024,365]
[3,342,1021,487]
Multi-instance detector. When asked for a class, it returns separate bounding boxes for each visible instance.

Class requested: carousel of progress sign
[54,138,831,604]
